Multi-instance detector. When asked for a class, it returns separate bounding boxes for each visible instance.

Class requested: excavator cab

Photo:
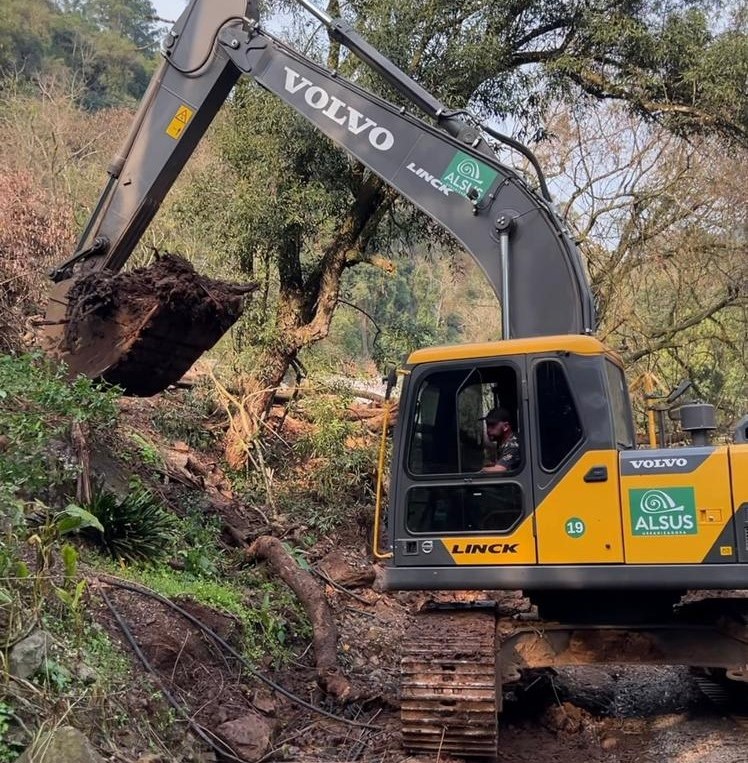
[384,335,748,593]
[382,336,748,756]
[387,336,633,583]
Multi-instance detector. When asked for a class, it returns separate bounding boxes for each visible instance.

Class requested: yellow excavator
[42,0,748,756]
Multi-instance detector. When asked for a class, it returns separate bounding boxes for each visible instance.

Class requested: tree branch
[625,290,745,363]
[566,67,748,146]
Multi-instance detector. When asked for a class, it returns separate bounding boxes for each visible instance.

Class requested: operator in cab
[481,407,520,473]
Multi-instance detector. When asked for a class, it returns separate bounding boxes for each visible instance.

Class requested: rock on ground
[9,630,51,680]
[216,713,272,762]
[14,726,104,763]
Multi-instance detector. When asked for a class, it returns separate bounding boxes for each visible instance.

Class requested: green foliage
[0,701,22,763]
[0,506,29,640]
[0,0,156,108]
[127,431,164,469]
[0,352,119,502]
[52,505,105,537]
[548,2,747,142]
[174,505,222,578]
[150,385,220,451]
[54,544,86,634]
[38,659,73,693]
[64,0,160,49]
[61,543,78,586]
[285,393,377,531]
[80,621,130,686]
[305,255,482,373]
[81,483,175,562]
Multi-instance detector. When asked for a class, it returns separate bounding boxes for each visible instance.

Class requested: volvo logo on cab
[283,67,395,151]
[630,457,688,469]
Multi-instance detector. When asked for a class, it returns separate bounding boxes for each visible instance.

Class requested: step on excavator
[42,0,748,755]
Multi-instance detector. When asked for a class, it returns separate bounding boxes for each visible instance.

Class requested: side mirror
[383,366,398,401]
[666,380,692,405]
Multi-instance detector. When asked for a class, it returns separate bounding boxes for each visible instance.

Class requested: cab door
[392,357,537,568]
[530,355,626,564]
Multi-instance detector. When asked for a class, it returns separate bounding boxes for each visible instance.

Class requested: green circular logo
[565,517,586,538]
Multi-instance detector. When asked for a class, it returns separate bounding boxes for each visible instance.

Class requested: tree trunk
[246,535,354,700]
[237,175,394,436]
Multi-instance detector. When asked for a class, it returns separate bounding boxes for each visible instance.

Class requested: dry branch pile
[0,170,74,351]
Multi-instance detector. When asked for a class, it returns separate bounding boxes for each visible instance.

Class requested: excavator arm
[47,0,595,393]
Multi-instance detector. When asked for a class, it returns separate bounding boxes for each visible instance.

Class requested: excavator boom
[46,0,594,395]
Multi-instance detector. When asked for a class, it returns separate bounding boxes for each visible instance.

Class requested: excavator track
[401,609,498,756]
[692,669,748,730]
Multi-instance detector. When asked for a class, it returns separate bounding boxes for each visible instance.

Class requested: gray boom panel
[225,33,594,337]
[57,0,595,339]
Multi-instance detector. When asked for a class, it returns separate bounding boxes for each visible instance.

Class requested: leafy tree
[66,0,159,50]
[0,0,54,76]
[0,0,156,107]
[185,0,745,430]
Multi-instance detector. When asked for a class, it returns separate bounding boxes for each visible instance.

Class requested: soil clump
[61,254,256,396]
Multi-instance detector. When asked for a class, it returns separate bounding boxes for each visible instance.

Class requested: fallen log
[246,535,353,701]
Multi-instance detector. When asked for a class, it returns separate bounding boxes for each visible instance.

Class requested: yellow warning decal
[166,105,194,139]
[720,545,733,556]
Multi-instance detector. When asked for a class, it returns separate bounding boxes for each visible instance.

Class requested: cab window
[408,365,520,475]
[535,360,583,471]
[604,361,634,449]
[405,363,524,534]
[406,483,523,533]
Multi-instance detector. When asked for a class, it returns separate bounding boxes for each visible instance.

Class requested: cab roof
[406,335,624,366]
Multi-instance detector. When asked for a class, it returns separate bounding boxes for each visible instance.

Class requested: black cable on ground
[95,574,381,730]
[98,585,246,763]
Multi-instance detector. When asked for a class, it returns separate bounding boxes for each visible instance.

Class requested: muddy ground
[95,569,748,763]
[88,399,747,763]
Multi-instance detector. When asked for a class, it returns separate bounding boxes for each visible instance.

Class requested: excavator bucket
[46,254,256,396]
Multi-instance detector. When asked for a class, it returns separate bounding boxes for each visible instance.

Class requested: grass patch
[92,560,309,666]
[150,384,220,451]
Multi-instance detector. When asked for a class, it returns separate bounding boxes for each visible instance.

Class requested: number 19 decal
[565,517,586,538]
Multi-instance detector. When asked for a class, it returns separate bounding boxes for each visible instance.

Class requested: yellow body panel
[729,444,748,561]
[407,335,624,367]
[621,448,733,563]
[442,516,537,565]
[535,450,625,564]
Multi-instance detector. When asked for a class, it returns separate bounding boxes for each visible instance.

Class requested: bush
[81,483,175,562]
[151,383,219,451]
[0,352,119,501]
[286,393,377,531]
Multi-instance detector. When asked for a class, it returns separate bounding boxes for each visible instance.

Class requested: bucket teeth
[401,611,498,757]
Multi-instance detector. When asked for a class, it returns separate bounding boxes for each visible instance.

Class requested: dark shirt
[496,432,520,471]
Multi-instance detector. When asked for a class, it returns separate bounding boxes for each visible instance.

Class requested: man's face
[486,420,507,441]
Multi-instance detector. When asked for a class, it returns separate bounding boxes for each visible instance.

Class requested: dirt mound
[61,254,256,396]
